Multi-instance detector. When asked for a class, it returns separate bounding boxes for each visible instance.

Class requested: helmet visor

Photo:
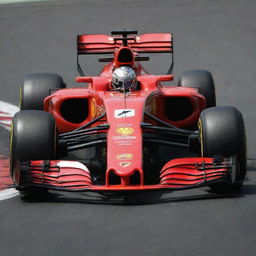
[113,79,136,91]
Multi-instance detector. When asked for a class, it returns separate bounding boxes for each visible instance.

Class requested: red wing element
[18,158,231,192]
[160,158,229,188]
[28,161,92,190]
[77,33,173,54]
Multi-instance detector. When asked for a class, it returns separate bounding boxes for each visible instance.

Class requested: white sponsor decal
[119,162,132,168]
[117,123,132,128]
[114,109,135,118]
[112,135,137,146]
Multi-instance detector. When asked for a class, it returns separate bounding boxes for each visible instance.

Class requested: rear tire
[178,70,216,108]
[10,110,56,194]
[20,73,65,110]
[199,106,247,193]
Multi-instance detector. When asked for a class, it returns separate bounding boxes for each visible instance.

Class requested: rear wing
[76,30,174,76]
[77,33,173,54]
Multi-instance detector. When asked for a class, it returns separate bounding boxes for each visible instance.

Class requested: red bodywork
[16,32,232,192]
[27,158,229,191]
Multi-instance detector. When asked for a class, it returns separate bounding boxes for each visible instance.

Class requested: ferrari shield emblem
[116,127,134,136]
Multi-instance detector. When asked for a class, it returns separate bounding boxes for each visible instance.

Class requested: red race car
[10,30,247,196]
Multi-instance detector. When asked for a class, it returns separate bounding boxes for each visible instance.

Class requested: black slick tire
[178,70,216,108]
[10,110,56,195]
[199,106,247,193]
[20,73,65,110]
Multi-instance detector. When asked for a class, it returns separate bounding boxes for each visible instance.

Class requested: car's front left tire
[178,70,216,108]
[198,106,247,193]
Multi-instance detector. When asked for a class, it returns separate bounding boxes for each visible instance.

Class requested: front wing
[16,157,235,192]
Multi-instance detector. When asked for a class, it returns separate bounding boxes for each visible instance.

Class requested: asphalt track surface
[0,0,256,255]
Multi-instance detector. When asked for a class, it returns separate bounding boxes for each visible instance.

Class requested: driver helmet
[112,66,137,92]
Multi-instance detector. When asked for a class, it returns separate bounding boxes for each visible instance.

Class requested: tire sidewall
[178,70,216,108]
[10,110,56,178]
[199,106,247,186]
[21,73,65,110]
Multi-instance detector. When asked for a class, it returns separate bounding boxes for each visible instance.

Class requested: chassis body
[13,31,236,193]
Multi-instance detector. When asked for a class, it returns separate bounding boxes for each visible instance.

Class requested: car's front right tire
[20,73,65,110]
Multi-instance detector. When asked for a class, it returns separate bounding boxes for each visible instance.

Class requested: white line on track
[0,101,20,200]
[0,0,48,4]
[0,101,19,131]
[0,188,19,201]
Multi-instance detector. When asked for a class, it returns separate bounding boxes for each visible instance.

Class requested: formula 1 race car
[10,30,247,196]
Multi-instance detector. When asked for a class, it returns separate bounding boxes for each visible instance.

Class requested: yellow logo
[116,127,134,136]
[117,154,133,160]
[91,98,96,118]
